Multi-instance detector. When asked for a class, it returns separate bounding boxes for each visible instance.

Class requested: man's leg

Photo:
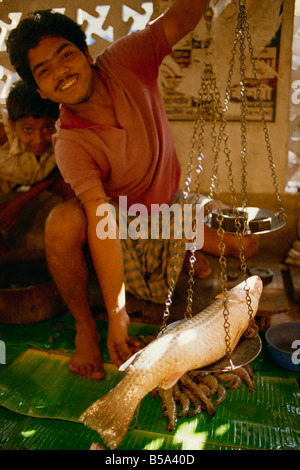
[45,198,105,380]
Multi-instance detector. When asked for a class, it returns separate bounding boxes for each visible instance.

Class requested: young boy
[0,80,73,241]
[7,3,258,380]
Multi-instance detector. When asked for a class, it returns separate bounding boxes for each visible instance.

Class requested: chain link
[208,0,264,345]
[161,1,277,345]
[161,8,215,330]
[183,8,217,319]
[243,7,286,219]
[161,239,181,332]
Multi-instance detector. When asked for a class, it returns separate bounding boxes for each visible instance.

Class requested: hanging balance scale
[160,1,286,373]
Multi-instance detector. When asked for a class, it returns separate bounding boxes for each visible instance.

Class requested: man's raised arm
[161,0,210,48]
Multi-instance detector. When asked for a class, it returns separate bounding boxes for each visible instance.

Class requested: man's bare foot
[184,251,212,279]
[68,328,105,381]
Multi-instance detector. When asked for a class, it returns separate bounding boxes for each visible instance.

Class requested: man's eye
[63,51,72,59]
[38,67,48,77]
[22,128,32,134]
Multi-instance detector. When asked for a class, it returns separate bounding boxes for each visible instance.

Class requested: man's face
[27,35,94,105]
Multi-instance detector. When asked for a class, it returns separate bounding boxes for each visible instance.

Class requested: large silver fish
[79,275,263,449]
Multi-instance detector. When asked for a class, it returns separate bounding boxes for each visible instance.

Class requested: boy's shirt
[0,109,56,193]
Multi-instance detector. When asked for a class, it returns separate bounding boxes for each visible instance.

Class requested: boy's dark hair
[7,80,59,122]
[7,9,88,88]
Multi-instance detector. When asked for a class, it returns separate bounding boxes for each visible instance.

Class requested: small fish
[233,365,255,392]
[79,276,262,449]
[179,374,215,416]
[157,386,178,431]
[199,373,219,395]
[213,383,227,406]
[173,383,190,417]
[214,372,242,390]
[179,384,203,417]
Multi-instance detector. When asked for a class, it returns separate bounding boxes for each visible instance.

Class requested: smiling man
[29,37,95,105]
[6,2,257,381]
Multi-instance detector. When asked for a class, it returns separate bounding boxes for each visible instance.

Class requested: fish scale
[79,275,263,449]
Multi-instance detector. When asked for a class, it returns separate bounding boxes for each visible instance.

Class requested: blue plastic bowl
[265,322,300,372]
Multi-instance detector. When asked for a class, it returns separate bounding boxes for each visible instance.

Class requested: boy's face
[11,116,56,156]
[27,35,94,105]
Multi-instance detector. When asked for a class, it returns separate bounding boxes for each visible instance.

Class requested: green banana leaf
[0,313,299,450]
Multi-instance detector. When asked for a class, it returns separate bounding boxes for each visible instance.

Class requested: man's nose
[53,64,70,81]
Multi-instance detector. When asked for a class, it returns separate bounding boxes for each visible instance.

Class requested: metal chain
[160,56,206,331]
[182,72,207,319]
[161,238,181,332]
[208,0,261,343]
[224,1,259,336]
[162,1,275,344]
[231,2,254,334]
[161,8,218,329]
[238,6,249,208]
[243,8,286,219]
[201,12,234,359]
[184,7,219,319]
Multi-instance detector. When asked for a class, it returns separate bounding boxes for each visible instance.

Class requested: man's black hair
[7,80,59,122]
[7,9,88,88]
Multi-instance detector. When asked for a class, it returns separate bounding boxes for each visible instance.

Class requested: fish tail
[79,381,140,449]
[205,400,216,417]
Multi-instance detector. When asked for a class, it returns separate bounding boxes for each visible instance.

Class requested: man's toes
[68,360,105,380]
[91,370,105,381]
[84,363,105,380]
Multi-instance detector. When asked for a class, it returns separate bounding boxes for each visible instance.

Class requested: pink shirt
[53,17,180,211]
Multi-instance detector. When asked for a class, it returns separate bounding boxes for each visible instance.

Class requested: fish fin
[79,380,139,450]
[159,369,187,390]
[215,291,242,304]
[119,349,143,372]
[157,318,189,337]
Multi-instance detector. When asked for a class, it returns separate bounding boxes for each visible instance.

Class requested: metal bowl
[0,249,65,324]
[265,322,300,372]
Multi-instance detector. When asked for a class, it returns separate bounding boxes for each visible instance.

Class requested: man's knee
[45,199,86,248]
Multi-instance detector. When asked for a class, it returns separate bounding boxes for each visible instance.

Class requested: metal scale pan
[200,334,262,373]
[205,206,286,235]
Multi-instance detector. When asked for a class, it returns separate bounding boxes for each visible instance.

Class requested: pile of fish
[151,365,254,431]
[136,331,255,431]
[80,276,263,450]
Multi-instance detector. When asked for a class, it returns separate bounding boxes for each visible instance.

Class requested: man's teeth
[61,78,77,91]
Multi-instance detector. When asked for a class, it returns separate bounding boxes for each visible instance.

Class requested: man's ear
[85,49,94,66]
[36,88,48,100]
